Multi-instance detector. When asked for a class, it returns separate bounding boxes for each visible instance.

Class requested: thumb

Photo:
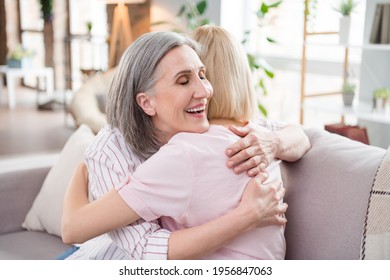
[228,124,250,137]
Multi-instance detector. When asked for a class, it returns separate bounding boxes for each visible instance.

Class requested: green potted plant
[176,0,210,32]
[152,0,211,32]
[341,81,356,106]
[372,87,390,113]
[334,0,359,45]
[39,0,53,23]
[7,44,35,68]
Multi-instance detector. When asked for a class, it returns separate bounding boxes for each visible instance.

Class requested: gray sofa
[0,166,72,259]
[0,128,387,260]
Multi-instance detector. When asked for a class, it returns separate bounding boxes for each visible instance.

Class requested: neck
[210,118,248,129]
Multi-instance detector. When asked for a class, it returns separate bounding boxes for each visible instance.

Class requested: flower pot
[374,98,389,114]
[339,16,351,45]
[342,93,354,106]
[7,58,32,69]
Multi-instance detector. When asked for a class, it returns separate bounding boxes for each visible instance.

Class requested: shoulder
[85,125,141,171]
[166,126,238,158]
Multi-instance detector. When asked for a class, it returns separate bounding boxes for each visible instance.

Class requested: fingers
[227,144,269,174]
[227,124,251,138]
[247,166,260,177]
[274,203,288,225]
[226,128,254,158]
[252,170,269,184]
[226,137,251,162]
[275,184,286,200]
[231,153,262,175]
[246,158,270,176]
[275,215,288,226]
[278,203,288,215]
[226,135,275,176]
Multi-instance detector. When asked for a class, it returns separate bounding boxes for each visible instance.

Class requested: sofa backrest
[282,128,386,259]
[70,68,116,134]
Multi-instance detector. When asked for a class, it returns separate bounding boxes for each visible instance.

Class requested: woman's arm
[61,163,140,244]
[62,163,286,259]
[226,123,311,176]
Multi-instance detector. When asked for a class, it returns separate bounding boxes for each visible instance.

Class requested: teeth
[186,105,206,113]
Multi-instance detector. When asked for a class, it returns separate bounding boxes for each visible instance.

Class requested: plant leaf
[199,18,210,26]
[264,68,274,78]
[259,78,267,96]
[266,37,278,43]
[258,58,274,78]
[260,3,269,15]
[196,0,207,15]
[258,103,268,117]
[177,5,186,17]
[268,0,283,9]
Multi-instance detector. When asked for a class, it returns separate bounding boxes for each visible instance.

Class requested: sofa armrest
[0,167,50,234]
[282,128,386,259]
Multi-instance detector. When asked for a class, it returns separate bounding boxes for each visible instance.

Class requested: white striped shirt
[84,125,171,260]
[69,118,285,260]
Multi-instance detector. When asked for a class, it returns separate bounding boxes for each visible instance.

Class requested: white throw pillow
[22,124,95,237]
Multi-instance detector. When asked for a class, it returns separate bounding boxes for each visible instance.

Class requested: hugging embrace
[61,26,310,260]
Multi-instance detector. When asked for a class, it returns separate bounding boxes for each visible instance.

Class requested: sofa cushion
[22,125,95,237]
[282,128,386,259]
[0,230,72,260]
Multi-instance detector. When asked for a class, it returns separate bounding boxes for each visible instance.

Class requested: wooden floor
[0,86,76,159]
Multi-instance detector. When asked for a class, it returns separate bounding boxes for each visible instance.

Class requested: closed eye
[177,76,189,85]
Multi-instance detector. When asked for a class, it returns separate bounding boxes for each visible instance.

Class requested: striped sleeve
[252,117,286,131]
[82,125,170,260]
[65,234,128,260]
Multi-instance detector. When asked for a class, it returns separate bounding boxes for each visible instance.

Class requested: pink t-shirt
[117,125,286,260]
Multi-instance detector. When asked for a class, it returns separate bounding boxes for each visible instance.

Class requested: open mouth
[185,104,206,114]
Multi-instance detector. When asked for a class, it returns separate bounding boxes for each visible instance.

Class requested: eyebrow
[173,66,206,79]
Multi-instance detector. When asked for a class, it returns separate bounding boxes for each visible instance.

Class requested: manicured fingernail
[226,149,232,156]
[234,167,241,174]
[260,163,266,169]
[227,160,233,167]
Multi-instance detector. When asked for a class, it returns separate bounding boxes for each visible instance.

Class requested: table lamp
[106,0,145,68]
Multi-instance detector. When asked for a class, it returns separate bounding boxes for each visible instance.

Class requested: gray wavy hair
[106,31,201,161]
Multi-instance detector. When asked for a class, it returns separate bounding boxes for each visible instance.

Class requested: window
[221,0,367,125]
[19,0,44,87]
[66,0,108,90]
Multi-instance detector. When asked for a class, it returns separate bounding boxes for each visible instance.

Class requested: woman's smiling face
[145,45,213,142]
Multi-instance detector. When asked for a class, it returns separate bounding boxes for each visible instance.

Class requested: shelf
[304,100,390,125]
[361,44,390,51]
[305,41,390,51]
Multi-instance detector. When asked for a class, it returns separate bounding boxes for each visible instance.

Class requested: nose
[193,77,213,100]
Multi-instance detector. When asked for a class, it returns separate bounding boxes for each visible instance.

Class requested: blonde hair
[190,26,258,122]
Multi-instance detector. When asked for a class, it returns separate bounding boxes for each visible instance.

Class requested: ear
[136,93,156,116]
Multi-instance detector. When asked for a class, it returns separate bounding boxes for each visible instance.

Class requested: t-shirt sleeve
[117,141,194,222]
